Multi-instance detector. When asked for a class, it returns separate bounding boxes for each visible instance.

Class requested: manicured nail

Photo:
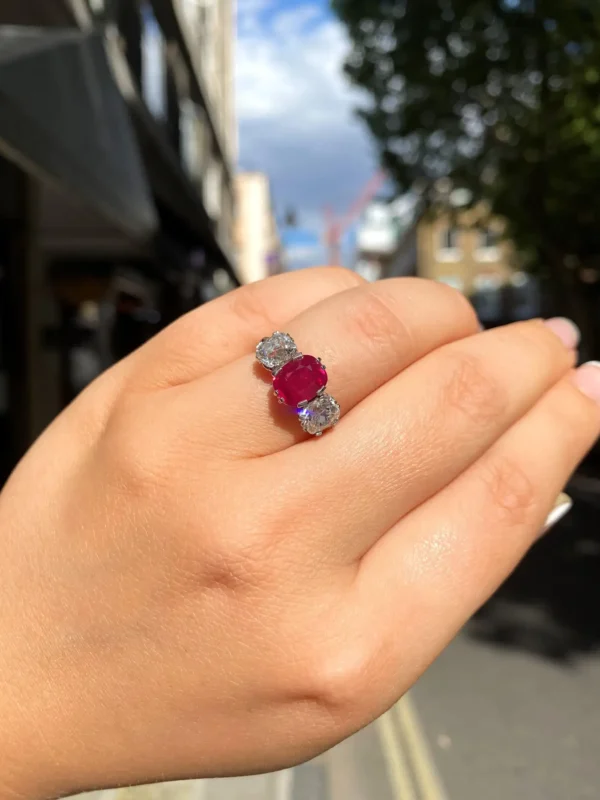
[541,492,573,536]
[544,317,581,350]
[573,361,600,404]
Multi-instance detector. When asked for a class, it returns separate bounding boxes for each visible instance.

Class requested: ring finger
[183,278,480,456]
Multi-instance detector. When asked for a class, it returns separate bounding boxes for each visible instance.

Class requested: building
[402,208,514,294]
[234,172,284,284]
[0,0,238,483]
[357,201,541,327]
[354,197,414,281]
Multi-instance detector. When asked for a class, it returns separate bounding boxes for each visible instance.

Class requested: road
[77,479,600,800]
[411,474,600,800]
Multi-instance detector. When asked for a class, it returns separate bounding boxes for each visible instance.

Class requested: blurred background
[1,0,599,798]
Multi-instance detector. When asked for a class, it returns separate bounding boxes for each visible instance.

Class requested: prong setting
[257,333,340,435]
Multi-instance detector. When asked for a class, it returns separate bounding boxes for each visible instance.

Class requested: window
[88,0,105,15]
[441,227,459,250]
[437,226,461,261]
[472,273,503,322]
[180,99,199,179]
[204,158,223,219]
[480,228,497,248]
[473,274,502,292]
[476,228,500,261]
[141,3,167,120]
[510,273,541,320]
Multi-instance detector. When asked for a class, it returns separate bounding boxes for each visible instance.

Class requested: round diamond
[256,332,298,371]
[298,394,340,435]
[273,355,328,407]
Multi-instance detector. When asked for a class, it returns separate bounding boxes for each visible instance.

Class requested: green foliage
[332,0,600,277]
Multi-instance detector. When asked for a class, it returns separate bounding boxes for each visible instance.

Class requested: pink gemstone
[273,355,328,407]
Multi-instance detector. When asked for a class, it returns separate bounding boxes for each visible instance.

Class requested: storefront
[0,23,237,480]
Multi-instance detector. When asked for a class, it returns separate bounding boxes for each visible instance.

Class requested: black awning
[0,26,158,240]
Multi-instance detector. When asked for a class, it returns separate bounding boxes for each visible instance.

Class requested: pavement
[410,476,600,800]
[413,633,600,800]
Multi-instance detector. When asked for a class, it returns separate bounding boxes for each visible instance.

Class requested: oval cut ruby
[273,355,328,407]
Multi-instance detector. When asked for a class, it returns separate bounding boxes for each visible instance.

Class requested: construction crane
[323,170,387,266]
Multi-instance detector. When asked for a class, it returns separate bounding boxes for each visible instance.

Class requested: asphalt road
[414,633,600,800]
[412,476,600,800]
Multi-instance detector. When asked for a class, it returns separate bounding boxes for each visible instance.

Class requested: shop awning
[0,26,157,239]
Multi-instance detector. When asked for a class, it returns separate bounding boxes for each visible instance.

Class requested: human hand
[0,269,595,800]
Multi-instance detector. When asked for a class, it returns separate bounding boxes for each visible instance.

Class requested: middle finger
[284,318,576,562]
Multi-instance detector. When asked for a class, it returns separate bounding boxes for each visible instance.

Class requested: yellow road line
[377,709,418,800]
[395,695,448,800]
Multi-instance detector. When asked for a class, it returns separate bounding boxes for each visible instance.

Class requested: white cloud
[236,1,377,267]
[237,4,357,130]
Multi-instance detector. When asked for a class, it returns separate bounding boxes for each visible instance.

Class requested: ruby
[273,355,328,407]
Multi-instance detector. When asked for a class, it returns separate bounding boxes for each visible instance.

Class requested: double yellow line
[378,694,448,800]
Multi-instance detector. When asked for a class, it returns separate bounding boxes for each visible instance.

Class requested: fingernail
[573,361,600,404]
[541,492,573,536]
[544,317,581,349]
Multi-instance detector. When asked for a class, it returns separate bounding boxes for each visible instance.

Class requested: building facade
[413,209,514,295]
[357,202,541,327]
[234,172,284,284]
[354,198,413,282]
[0,0,238,483]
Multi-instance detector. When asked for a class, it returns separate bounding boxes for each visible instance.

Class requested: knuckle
[317,265,366,290]
[346,287,411,352]
[106,439,159,500]
[447,285,480,327]
[545,380,599,447]
[103,399,169,499]
[515,319,571,364]
[479,454,538,529]
[442,351,507,426]
[228,281,275,333]
[427,277,473,314]
[408,277,478,325]
[302,642,373,715]
[199,525,271,594]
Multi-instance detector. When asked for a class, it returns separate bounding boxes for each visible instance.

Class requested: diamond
[298,393,340,435]
[256,332,298,372]
[273,355,327,407]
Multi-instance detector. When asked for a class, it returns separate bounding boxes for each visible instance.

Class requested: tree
[332,0,600,347]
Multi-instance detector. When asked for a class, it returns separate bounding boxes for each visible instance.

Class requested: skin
[0,268,598,800]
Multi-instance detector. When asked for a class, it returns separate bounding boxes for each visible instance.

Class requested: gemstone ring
[256,332,341,436]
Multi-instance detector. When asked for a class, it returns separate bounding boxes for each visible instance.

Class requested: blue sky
[236,0,378,268]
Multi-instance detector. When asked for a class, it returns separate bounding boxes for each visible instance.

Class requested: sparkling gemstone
[256,332,298,371]
[273,355,327,407]
[298,394,341,435]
